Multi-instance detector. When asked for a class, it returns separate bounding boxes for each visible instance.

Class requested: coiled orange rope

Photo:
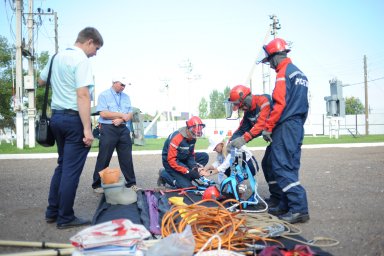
[161,198,282,253]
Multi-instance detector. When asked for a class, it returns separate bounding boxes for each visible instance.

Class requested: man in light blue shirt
[39,27,103,229]
[92,77,138,192]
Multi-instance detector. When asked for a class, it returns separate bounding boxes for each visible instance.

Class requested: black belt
[52,109,79,115]
[101,123,126,127]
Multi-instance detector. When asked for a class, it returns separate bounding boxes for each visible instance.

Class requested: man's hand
[83,129,94,147]
[199,168,211,177]
[185,168,201,180]
[112,118,125,126]
[122,113,133,122]
[262,130,273,143]
[230,136,247,149]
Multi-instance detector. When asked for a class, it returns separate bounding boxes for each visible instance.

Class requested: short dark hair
[76,27,104,46]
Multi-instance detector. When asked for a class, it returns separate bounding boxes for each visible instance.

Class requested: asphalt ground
[0,143,383,255]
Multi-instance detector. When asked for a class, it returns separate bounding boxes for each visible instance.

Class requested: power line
[343,76,384,87]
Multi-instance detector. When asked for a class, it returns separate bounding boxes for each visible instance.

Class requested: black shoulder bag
[36,54,57,147]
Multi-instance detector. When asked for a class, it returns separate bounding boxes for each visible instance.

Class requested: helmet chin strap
[186,128,196,139]
[270,53,287,70]
[243,94,252,109]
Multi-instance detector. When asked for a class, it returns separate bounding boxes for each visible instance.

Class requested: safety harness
[220,148,267,212]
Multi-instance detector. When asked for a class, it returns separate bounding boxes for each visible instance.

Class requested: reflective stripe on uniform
[288,70,304,79]
[276,77,285,82]
[260,101,270,109]
[282,181,301,192]
[170,142,189,150]
[268,181,277,185]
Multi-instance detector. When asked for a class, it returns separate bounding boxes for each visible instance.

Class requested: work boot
[157,168,166,187]
[268,207,288,216]
[264,197,280,208]
[278,212,310,224]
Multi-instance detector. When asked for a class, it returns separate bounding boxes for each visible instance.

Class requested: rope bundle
[161,199,280,253]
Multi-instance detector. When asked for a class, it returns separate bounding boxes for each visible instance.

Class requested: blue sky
[1,0,384,116]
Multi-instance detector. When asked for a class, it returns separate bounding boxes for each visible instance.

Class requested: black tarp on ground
[92,191,333,256]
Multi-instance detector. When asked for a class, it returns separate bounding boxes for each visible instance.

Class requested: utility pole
[54,11,58,53]
[267,14,281,93]
[180,59,200,118]
[26,0,35,148]
[364,55,369,135]
[21,7,58,147]
[15,0,24,149]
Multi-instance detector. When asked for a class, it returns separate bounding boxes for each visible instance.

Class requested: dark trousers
[270,119,308,213]
[261,145,283,201]
[92,123,136,188]
[46,112,90,225]
[162,152,209,188]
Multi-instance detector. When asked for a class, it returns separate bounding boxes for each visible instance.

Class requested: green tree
[34,51,50,114]
[197,86,230,118]
[0,36,49,131]
[198,97,208,118]
[345,96,364,114]
[0,36,15,131]
[223,86,230,99]
[208,90,223,118]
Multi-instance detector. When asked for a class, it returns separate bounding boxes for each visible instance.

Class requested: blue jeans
[45,112,90,225]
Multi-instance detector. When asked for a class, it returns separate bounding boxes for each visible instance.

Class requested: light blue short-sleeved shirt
[40,46,94,110]
[97,88,133,127]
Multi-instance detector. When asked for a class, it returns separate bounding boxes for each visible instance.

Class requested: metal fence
[144,113,384,138]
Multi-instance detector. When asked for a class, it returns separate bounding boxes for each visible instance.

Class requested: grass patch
[1,134,383,154]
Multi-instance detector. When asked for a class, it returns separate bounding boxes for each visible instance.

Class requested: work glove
[185,168,201,180]
[195,163,204,168]
[230,136,247,149]
[262,130,273,143]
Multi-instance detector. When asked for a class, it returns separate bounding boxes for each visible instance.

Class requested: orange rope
[161,198,282,253]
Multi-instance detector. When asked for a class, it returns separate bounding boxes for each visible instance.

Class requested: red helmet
[228,85,251,110]
[202,186,220,200]
[260,38,291,64]
[186,116,205,138]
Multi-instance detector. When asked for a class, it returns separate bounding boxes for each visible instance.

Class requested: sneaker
[57,217,91,230]
[93,187,104,194]
[157,168,166,187]
[129,185,141,192]
[278,212,310,224]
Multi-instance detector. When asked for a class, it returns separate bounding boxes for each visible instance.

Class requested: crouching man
[158,116,208,188]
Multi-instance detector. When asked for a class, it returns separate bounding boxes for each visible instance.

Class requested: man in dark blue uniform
[158,116,209,188]
[225,85,280,207]
[258,38,310,224]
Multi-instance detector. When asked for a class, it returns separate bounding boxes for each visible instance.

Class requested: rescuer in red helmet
[225,85,272,150]
[157,116,209,188]
[257,38,310,224]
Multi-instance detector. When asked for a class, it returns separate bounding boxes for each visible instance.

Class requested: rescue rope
[238,213,340,248]
[161,198,283,253]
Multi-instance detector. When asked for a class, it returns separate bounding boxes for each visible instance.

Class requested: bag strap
[42,53,57,119]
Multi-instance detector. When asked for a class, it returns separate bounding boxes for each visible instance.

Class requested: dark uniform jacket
[266,58,309,132]
[232,94,271,142]
[162,127,198,174]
